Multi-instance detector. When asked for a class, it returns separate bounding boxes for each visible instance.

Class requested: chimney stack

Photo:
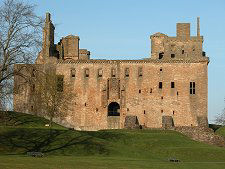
[197,17,200,37]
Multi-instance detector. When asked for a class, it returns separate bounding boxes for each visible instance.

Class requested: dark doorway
[108,102,120,116]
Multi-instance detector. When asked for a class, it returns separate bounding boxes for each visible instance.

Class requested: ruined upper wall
[150,17,206,61]
[36,13,90,64]
[37,13,208,64]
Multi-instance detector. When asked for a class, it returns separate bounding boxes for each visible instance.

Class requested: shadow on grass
[0,111,45,126]
[0,128,124,156]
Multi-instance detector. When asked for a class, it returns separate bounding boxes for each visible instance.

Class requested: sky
[25,0,225,122]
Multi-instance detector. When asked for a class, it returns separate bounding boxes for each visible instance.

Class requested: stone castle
[14,13,209,130]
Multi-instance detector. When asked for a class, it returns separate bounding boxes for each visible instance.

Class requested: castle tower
[42,13,55,58]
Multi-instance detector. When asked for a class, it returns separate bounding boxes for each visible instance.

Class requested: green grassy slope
[0,111,225,169]
[0,111,65,129]
[216,126,225,138]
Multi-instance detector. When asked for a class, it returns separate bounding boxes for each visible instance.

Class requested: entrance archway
[108,102,120,116]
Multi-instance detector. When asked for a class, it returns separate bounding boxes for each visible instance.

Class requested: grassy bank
[0,111,225,169]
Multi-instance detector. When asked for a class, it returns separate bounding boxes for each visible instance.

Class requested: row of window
[158,82,175,89]
[159,52,176,59]
[158,51,206,60]
[158,82,195,94]
[70,68,143,78]
[31,78,195,95]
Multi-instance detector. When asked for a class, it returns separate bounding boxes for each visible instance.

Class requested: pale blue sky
[29,0,225,122]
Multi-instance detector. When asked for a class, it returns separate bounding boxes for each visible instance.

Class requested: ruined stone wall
[14,13,209,131]
[49,59,208,130]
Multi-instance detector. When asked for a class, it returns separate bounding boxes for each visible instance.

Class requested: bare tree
[0,0,43,110]
[214,99,225,126]
[31,66,75,128]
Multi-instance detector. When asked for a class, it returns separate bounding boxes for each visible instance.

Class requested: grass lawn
[1,155,225,169]
[0,111,225,169]
[216,126,225,138]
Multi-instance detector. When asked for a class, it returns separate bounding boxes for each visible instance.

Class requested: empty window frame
[85,69,89,78]
[71,68,76,78]
[31,68,35,77]
[125,68,129,77]
[171,53,175,58]
[111,68,116,77]
[138,67,143,77]
[190,82,196,94]
[159,82,163,89]
[159,52,164,59]
[57,75,64,92]
[150,88,153,93]
[31,84,35,92]
[98,69,103,78]
[171,82,175,88]
[182,50,184,54]
[202,51,206,56]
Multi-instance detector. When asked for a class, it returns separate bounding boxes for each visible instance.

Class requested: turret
[42,13,55,57]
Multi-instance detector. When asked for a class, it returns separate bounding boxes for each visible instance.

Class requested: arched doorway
[108,102,120,116]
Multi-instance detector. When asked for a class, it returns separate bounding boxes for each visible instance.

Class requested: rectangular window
[71,68,76,78]
[159,82,162,89]
[125,68,129,77]
[57,75,64,92]
[85,69,89,78]
[111,68,116,77]
[190,82,196,94]
[98,69,103,78]
[31,84,35,92]
[31,68,35,77]
[171,54,175,58]
[138,67,143,77]
[171,82,175,88]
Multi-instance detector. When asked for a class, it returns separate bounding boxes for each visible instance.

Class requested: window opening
[159,52,164,59]
[98,69,103,78]
[111,69,116,77]
[159,82,162,89]
[85,69,89,77]
[125,68,129,77]
[71,68,76,78]
[190,82,196,94]
[138,67,143,77]
[171,82,175,88]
